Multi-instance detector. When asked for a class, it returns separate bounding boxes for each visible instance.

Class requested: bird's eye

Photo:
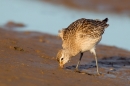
[61,58,64,60]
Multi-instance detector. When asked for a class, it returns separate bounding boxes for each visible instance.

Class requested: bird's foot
[75,68,80,72]
[96,72,102,76]
[85,72,102,76]
[75,69,102,76]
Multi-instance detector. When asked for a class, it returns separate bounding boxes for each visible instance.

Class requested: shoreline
[42,0,130,15]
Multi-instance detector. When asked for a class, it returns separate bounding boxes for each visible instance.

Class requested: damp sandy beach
[0,0,130,86]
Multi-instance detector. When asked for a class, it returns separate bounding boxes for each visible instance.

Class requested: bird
[56,18,109,75]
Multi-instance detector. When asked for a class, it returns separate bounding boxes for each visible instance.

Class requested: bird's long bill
[59,63,64,68]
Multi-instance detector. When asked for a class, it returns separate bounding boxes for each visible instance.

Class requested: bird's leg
[76,53,83,71]
[90,48,100,75]
[94,52,100,75]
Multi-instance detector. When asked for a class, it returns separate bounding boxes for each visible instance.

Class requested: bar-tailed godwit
[56,18,109,75]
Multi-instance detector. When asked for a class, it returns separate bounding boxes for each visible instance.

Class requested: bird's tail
[101,18,109,28]
[103,18,108,23]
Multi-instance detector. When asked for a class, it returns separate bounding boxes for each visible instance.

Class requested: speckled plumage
[57,18,109,74]
[59,18,109,56]
[62,18,108,39]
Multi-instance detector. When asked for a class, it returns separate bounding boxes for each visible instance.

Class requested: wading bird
[56,18,109,75]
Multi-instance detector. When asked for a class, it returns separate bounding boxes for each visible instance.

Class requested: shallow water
[0,0,130,50]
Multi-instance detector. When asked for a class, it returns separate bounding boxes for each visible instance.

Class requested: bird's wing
[58,28,65,41]
[58,18,109,40]
[77,18,109,38]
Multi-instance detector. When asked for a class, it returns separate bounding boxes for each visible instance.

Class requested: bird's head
[56,49,70,68]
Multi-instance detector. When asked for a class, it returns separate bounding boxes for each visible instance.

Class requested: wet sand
[0,26,130,86]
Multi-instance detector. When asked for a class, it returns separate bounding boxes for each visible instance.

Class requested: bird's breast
[79,37,101,52]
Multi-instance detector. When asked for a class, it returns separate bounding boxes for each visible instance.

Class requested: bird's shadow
[66,56,130,71]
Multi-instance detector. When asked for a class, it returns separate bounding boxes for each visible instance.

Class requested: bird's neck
[66,48,80,57]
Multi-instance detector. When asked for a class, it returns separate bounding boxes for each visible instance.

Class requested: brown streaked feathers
[59,18,109,40]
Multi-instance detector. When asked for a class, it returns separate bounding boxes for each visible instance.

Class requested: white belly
[80,37,101,52]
